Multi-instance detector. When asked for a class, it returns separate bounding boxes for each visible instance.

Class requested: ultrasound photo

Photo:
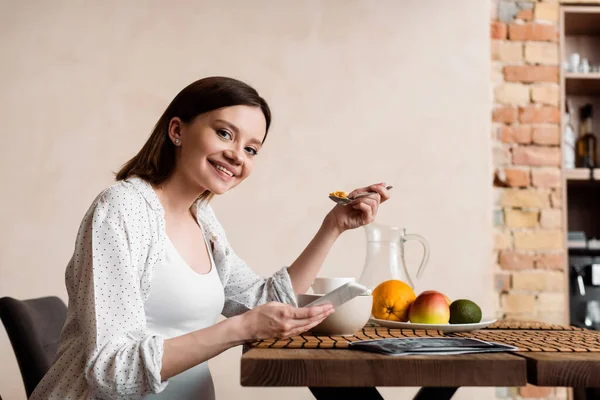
[349,337,518,356]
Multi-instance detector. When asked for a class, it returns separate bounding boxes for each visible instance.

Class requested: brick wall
[492,0,564,325]
[491,1,565,398]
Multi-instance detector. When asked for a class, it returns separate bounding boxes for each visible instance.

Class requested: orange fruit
[371,280,416,322]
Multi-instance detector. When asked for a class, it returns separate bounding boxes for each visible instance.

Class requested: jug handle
[402,233,430,281]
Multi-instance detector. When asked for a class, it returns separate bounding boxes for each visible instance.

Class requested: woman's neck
[153,173,205,216]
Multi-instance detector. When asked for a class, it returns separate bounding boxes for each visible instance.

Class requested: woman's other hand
[324,182,391,234]
[241,302,334,340]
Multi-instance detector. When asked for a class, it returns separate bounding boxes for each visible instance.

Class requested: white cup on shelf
[582,58,591,73]
[569,53,581,72]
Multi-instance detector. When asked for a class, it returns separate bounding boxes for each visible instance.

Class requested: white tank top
[144,232,225,400]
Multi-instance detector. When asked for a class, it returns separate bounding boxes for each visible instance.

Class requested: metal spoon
[329,185,393,206]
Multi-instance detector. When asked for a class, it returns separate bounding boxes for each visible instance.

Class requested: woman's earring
[174,139,180,145]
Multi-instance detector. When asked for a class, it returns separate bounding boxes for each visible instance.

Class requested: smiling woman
[116,77,272,203]
[29,77,391,400]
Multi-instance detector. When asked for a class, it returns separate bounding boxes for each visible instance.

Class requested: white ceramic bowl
[297,293,373,336]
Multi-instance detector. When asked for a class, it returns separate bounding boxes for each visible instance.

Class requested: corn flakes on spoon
[328,185,393,206]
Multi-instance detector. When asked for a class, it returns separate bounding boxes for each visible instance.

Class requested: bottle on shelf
[576,104,598,169]
[564,100,576,169]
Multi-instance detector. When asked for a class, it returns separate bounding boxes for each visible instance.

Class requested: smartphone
[303,281,371,308]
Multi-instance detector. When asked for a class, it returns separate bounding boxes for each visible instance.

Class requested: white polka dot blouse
[30,176,298,399]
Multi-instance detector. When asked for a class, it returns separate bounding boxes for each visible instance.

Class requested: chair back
[0,296,67,397]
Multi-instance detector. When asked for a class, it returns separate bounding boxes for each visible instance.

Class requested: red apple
[420,290,451,305]
[409,291,451,324]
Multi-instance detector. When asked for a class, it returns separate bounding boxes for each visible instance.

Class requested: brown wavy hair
[116,77,271,202]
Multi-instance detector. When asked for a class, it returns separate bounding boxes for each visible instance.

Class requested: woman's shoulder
[90,177,160,221]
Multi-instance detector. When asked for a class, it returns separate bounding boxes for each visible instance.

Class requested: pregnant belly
[144,362,215,400]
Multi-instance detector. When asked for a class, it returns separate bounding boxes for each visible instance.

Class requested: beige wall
[0,1,492,399]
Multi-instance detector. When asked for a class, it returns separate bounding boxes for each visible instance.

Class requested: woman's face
[170,105,266,195]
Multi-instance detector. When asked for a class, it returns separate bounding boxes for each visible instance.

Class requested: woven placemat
[486,320,584,331]
[249,323,600,352]
[250,326,442,350]
[452,329,600,352]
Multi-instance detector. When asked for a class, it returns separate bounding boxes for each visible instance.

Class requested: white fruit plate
[369,317,497,333]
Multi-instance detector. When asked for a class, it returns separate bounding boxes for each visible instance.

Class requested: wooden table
[240,322,600,400]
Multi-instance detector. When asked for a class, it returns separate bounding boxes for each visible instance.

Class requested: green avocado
[449,299,482,324]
